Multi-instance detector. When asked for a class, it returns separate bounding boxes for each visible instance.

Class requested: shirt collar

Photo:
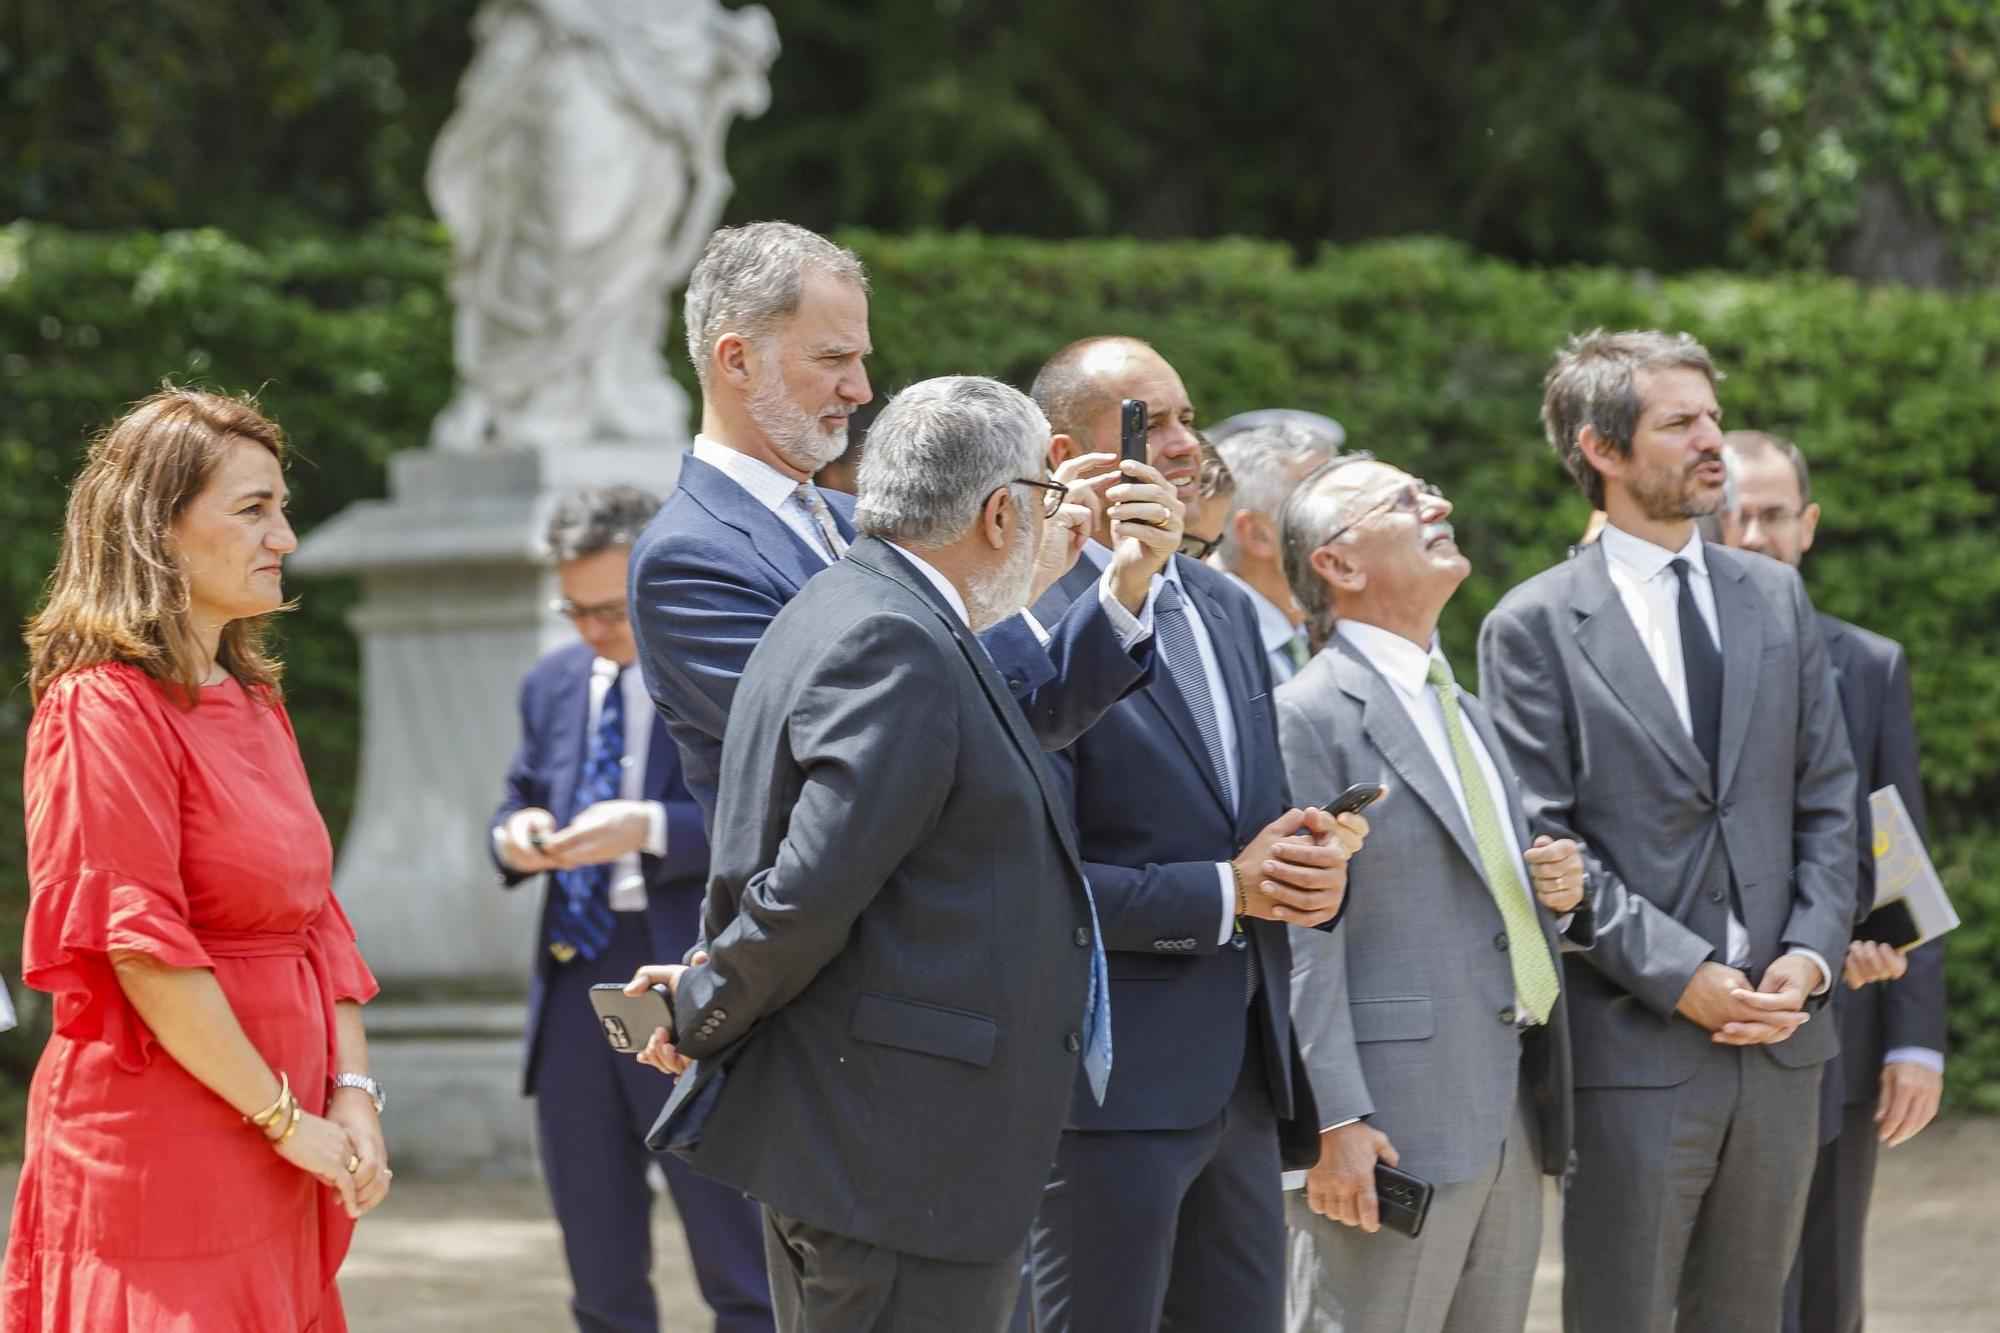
[1335,619,1447,703]
[1221,571,1297,653]
[885,543,970,628]
[1598,520,1707,584]
[692,433,808,514]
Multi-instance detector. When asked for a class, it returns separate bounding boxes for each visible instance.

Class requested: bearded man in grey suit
[625,375,1181,1332]
[1478,330,1857,1333]
[1275,455,1594,1333]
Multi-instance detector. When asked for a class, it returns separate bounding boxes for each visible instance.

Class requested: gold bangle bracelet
[245,1072,291,1127]
[275,1099,302,1144]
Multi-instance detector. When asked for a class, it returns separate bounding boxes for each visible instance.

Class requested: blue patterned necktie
[550,667,626,962]
[1081,888,1113,1105]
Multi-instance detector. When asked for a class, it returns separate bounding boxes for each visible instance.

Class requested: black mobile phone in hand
[588,983,675,1052]
[1374,1161,1434,1238]
[1119,398,1149,464]
[1320,781,1386,817]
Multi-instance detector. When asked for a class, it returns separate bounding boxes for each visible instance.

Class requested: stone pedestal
[293,444,683,1176]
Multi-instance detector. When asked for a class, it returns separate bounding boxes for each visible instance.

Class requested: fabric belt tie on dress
[195,926,340,1105]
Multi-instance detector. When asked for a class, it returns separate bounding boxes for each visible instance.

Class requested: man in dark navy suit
[1722,432,1947,1333]
[1023,337,1371,1332]
[628,222,1184,828]
[491,487,772,1333]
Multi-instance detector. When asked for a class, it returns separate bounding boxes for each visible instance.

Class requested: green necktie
[1282,632,1310,673]
[1426,658,1560,1024]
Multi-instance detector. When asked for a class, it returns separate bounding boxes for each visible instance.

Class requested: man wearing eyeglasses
[490,486,774,1332]
[1720,430,1947,1333]
[1479,331,1856,1333]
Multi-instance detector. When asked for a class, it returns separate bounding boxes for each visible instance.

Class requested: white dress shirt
[1222,570,1306,685]
[1337,620,1568,1020]
[692,434,828,557]
[1596,523,1829,994]
[1084,545,1241,943]
[589,657,667,912]
[885,543,971,628]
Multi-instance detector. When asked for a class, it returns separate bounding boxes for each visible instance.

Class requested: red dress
[3,663,380,1332]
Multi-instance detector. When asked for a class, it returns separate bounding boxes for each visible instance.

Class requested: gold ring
[345,1154,361,1174]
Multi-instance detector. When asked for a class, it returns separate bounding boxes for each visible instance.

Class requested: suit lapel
[680,455,828,596]
[847,539,1085,870]
[1330,641,1484,884]
[1707,548,1765,798]
[1568,542,1713,798]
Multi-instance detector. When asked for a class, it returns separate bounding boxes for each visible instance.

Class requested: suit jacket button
[1074,927,1091,947]
[1065,1032,1082,1053]
[1498,1006,1517,1025]
[1153,940,1167,951]
[1494,933,1509,951]
[1708,889,1725,903]
[1230,934,1248,951]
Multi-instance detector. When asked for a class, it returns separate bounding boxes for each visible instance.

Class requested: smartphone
[1374,1161,1434,1238]
[1319,781,1386,816]
[1119,398,1149,464]
[588,982,675,1052]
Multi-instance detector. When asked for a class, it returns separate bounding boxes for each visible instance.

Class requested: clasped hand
[1675,954,1818,1046]
[499,801,654,873]
[1231,806,1371,928]
[277,1089,391,1220]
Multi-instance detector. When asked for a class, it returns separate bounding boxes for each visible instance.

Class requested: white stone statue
[426,0,778,452]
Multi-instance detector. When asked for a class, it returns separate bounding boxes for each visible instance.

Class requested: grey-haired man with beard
[627,377,1135,1332]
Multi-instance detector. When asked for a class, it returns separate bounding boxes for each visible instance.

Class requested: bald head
[1032,336,1202,503]
[1030,336,1156,441]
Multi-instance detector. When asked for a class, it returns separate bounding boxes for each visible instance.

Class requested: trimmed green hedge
[3,224,1997,1129]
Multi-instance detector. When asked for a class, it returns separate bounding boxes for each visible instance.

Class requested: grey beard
[965,525,1038,633]
[748,373,848,473]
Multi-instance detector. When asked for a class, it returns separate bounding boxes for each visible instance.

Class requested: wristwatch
[331,1072,387,1115]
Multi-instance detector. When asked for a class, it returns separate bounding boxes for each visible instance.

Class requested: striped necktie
[1153,580,1235,812]
[792,483,849,562]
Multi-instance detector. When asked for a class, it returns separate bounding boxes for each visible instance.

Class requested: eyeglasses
[1325,479,1443,545]
[1735,505,1805,531]
[549,596,628,626]
[1179,532,1223,561]
[1007,477,1072,519]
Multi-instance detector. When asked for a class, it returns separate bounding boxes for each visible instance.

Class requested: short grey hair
[1542,329,1721,509]
[543,485,660,564]
[1207,408,1346,451]
[855,376,1048,548]
[1279,453,1380,628]
[1212,422,1339,569]
[1722,429,1811,503]
[682,222,868,390]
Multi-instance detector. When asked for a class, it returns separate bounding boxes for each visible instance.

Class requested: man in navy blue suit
[628,222,1186,828]
[1024,337,1371,1332]
[491,487,772,1333]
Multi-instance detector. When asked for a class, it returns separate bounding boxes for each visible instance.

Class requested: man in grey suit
[1478,330,1858,1333]
[1275,456,1594,1333]
[624,375,1181,1331]
[1721,430,1947,1333]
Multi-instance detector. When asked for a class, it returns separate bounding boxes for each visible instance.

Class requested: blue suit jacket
[1034,554,1330,1148]
[489,642,710,1095]
[628,453,1155,825]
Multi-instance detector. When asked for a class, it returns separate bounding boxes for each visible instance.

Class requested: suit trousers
[1030,1014,1285,1332]
[761,1208,1025,1333]
[1285,1086,1542,1333]
[535,912,774,1333]
[1784,1099,1880,1333]
[1562,1042,1821,1333]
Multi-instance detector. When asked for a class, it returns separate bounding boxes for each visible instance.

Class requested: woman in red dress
[4,388,390,1331]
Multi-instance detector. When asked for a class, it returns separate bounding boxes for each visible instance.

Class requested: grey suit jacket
[1477,540,1856,1089]
[648,537,1097,1265]
[1278,637,1586,1185]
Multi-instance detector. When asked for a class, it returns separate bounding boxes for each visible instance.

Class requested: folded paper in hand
[1863,784,1960,952]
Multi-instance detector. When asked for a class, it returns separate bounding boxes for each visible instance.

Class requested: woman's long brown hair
[26,387,290,706]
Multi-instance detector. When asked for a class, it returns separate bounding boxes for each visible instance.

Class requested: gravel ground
[4,1115,1997,1330]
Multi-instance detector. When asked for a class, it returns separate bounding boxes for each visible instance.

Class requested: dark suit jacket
[1033,554,1323,1140]
[1478,540,1856,1089]
[1277,637,1589,1184]
[650,538,1100,1266]
[489,642,710,1095]
[1819,612,1945,1127]
[628,454,1153,825]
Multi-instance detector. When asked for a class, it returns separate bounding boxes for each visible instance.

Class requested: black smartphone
[1374,1161,1434,1238]
[1119,397,1149,464]
[1319,781,1386,816]
[588,982,675,1052]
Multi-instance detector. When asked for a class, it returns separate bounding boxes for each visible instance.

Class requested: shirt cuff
[1788,946,1833,997]
[643,802,668,859]
[1322,1116,1362,1132]
[1019,607,1052,647]
[1883,1046,1945,1074]
[1215,863,1237,946]
[1097,568,1156,650]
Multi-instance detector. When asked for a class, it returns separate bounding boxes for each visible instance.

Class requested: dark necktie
[1671,558,1722,779]
[550,668,625,962]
